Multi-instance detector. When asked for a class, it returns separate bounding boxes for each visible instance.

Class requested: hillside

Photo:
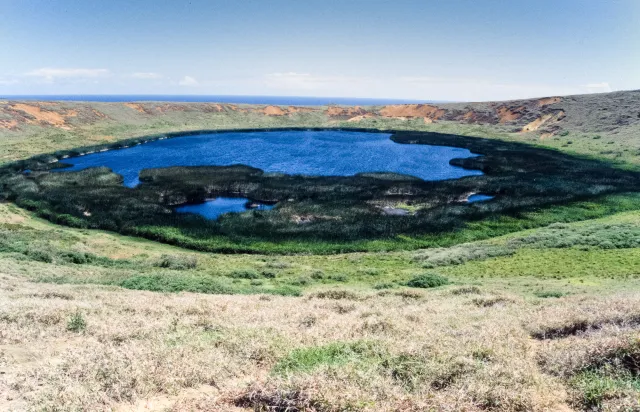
[1,91,640,411]
[1,90,639,166]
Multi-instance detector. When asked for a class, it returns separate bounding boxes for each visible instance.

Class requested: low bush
[153,254,198,270]
[406,273,449,288]
[228,268,260,279]
[66,311,86,333]
[26,248,54,263]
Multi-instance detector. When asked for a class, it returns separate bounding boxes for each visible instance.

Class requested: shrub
[26,248,54,263]
[260,270,277,279]
[264,286,302,297]
[406,273,449,288]
[290,276,312,286]
[154,254,197,270]
[66,311,86,332]
[228,268,260,279]
[309,270,325,280]
[60,251,97,265]
[329,274,348,282]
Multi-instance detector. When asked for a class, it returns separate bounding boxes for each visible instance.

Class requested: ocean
[0,95,437,106]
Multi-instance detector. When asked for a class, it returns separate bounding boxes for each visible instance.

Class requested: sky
[0,0,638,101]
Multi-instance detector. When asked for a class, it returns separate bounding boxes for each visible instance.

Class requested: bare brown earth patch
[0,119,19,130]
[124,103,146,113]
[379,104,445,120]
[326,106,368,118]
[496,105,525,123]
[262,105,287,116]
[537,97,562,107]
[10,103,77,130]
[287,106,316,114]
[521,110,566,132]
[346,114,376,122]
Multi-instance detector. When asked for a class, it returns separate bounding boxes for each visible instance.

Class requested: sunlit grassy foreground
[1,200,640,410]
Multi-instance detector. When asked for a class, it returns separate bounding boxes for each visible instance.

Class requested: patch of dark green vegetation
[406,273,449,288]
[2,130,640,254]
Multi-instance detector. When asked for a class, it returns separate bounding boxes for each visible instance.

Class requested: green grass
[443,248,640,279]
[272,341,382,375]
[1,195,640,298]
[571,369,640,409]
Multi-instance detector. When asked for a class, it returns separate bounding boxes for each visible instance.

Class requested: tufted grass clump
[66,311,86,333]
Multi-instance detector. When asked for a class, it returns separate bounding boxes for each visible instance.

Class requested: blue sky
[0,0,638,101]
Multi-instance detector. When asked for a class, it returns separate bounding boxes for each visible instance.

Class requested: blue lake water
[58,130,483,187]
[467,194,495,203]
[175,197,274,220]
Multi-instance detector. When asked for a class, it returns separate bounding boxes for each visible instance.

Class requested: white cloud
[131,72,163,79]
[25,68,110,81]
[585,82,612,93]
[178,76,198,86]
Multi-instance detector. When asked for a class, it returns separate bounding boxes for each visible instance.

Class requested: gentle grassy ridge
[0,201,638,299]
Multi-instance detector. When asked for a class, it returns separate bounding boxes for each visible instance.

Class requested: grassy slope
[1,90,640,410]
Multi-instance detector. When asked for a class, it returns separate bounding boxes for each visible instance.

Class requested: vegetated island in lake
[2,129,639,254]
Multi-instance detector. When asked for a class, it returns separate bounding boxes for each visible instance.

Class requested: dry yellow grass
[3,273,639,411]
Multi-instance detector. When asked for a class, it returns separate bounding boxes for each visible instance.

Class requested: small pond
[175,197,274,220]
[467,194,495,203]
[58,130,483,187]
